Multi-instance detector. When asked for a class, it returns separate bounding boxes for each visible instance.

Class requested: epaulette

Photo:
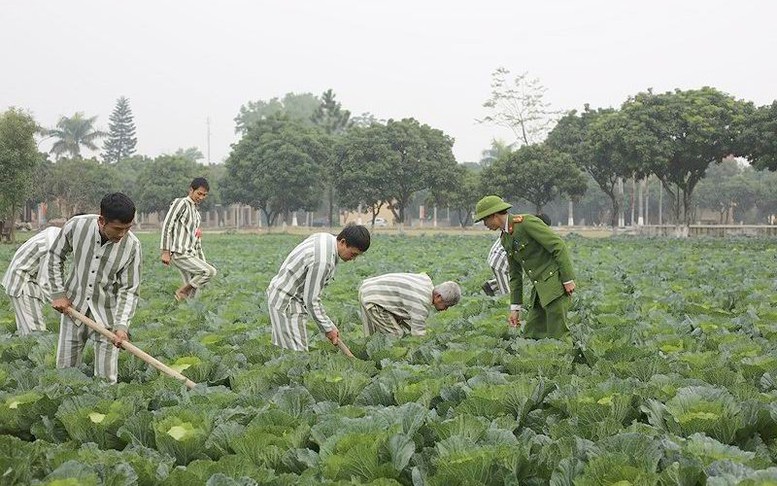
[507,215,524,233]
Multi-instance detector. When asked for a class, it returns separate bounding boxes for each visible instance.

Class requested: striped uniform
[160,196,216,296]
[267,233,340,351]
[49,215,142,383]
[1,227,60,335]
[487,238,510,295]
[358,273,434,337]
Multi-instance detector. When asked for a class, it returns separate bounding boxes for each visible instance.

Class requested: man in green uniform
[474,195,576,338]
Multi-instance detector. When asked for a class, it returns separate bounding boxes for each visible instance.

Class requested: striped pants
[268,299,309,351]
[171,252,217,296]
[56,310,120,383]
[10,292,47,335]
[360,303,407,337]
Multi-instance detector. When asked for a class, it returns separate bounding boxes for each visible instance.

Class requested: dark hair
[337,224,371,252]
[100,193,135,224]
[535,213,551,226]
[191,177,210,191]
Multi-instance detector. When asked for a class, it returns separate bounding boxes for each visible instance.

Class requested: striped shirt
[1,227,60,299]
[267,233,340,333]
[358,273,434,336]
[160,197,202,255]
[48,215,142,332]
[487,238,510,295]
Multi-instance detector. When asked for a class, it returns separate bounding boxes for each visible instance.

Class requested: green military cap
[474,195,512,222]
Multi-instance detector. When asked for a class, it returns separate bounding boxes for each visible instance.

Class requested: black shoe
[482,280,496,296]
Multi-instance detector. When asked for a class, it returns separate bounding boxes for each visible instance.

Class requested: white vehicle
[373,217,388,227]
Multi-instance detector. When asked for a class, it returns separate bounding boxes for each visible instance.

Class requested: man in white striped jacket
[359,273,461,337]
[49,193,142,384]
[1,225,61,334]
[267,224,370,351]
[160,177,216,301]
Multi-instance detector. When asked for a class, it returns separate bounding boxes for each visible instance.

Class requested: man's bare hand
[508,310,521,328]
[325,328,340,345]
[52,297,71,313]
[161,250,171,266]
[564,281,576,295]
[113,329,129,348]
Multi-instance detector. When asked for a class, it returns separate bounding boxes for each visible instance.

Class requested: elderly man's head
[432,281,461,311]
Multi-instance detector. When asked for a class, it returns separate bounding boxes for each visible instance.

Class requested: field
[1,232,777,485]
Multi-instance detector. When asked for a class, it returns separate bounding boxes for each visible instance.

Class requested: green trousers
[523,289,571,339]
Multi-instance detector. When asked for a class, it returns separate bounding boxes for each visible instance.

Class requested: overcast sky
[3,0,776,164]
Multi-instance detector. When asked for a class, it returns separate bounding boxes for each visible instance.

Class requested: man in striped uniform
[267,224,370,351]
[1,225,61,334]
[160,177,216,301]
[482,239,510,297]
[359,273,461,337]
[482,214,550,296]
[50,193,142,384]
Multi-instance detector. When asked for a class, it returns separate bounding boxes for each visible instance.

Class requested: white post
[617,178,625,227]
[433,206,438,228]
[637,178,645,226]
[291,212,298,227]
[568,200,574,226]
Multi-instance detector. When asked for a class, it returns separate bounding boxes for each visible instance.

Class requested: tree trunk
[617,178,625,227]
[637,178,644,226]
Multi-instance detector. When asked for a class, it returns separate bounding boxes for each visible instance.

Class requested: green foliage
[0,107,38,231]
[483,143,587,212]
[46,112,107,160]
[223,115,330,224]
[102,96,137,163]
[134,155,205,214]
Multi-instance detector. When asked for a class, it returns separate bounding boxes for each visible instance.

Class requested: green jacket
[500,214,575,308]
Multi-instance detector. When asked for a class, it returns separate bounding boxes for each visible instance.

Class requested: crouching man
[359,273,461,337]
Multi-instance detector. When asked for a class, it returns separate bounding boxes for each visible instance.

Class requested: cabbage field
[1,232,776,485]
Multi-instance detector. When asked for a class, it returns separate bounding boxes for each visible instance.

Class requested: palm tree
[479,138,514,168]
[48,112,107,159]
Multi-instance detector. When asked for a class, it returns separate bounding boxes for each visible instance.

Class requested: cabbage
[0,390,58,439]
[664,386,743,443]
[55,394,144,449]
[153,406,213,465]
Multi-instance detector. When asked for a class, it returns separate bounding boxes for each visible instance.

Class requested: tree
[311,89,352,135]
[173,147,204,163]
[102,96,137,163]
[223,115,330,226]
[619,88,750,228]
[547,106,634,229]
[445,165,481,227]
[740,101,777,171]
[311,89,353,226]
[478,67,562,146]
[483,143,587,213]
[47,112,107,160]
[343,119,458,225]
[0,108,39,241]
[478,138,513,168]
[134,155,204,216]
[350,112,385,128]
[694,159,757,223]
[234,92,319,135]
[40,157,120,217]
[334,126,392,225]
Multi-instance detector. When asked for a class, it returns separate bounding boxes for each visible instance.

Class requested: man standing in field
[160,177,217,301]
[475,196,575,338]
[358,273,461,337]
[482,213,551,297]
[267,224,370,351]
[1,222,64,335]
[50,193,142,383]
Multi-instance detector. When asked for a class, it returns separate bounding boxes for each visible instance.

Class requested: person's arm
[49,222,74,312]
[303,250,337,335]
[112,242,142,341]
[408,307,429,336]
[522,216,576,285]
[160,199,185,263]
